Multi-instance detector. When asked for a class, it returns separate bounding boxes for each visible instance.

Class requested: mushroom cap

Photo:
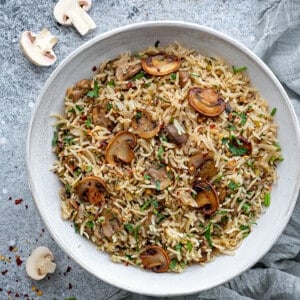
[142,53,180,76]
[75,176,106,204]
[20,30,57,67]
[188,153,218,180]
[131,110,160,139]
[26,246,56,280]
[188,87,225,117]
[105,131,137,165]
[115,61,142,81]
[140,245,170,273]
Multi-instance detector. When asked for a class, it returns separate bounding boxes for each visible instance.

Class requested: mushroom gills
[188,87,225,117]
[188,153,218,180]
[142,53,180,76]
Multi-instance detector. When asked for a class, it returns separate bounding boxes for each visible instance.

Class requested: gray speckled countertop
[0,0,293,299]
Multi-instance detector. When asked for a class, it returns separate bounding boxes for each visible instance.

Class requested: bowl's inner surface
[27,23,299,296]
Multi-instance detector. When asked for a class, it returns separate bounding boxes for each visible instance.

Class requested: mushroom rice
[51,43,283,273]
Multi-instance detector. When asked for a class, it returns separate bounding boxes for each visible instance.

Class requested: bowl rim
[26,20,300,296]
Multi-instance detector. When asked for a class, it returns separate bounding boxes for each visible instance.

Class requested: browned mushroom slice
[148,166,172,190]
[193,180,219,216]
[115,61,142,81]
[66,79,92,101]
[131,110,160,139]
[142,53,180,76]
[140,245,170,273]
[162,124,187,146]
[178,71,190,88]
[231,136,252,155]
[188,87,225,117]
[98,208,122,239]
[75,176,106,205]
[92,104,113,128]
[188,153,218,180]
[105,131,137,165]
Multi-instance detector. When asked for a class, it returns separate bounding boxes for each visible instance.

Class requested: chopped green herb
[213,174,223,184]
[246,160,254,167]
[68,108,75,113]
[155,180,161,191]
[124,223,134,234]
[215,210,228,215]
[106,102,113,111]
[175,243,182,252]
[204,223,213,248]
[86,165,93,172]
[85,117,92,128]
[144,174,151,180]
[135,111,142,119]
[227,124,237,131]
[134,52,143,58]
[221,137,229,145]
[270,107,277,116]
[170,73,177,81]
[133,225,140,241]
[156,212,165,224]
[242,203,251,213]
[263,192,271,207]
[74,222,79,233]
[144,81,151,88]
[160,135,168,142]
[87,81,99,98]
[52,131,58,147]
[86,221,94,228]
[98,216,105,223]
[151,199,159,209]
[273,142,281,151]
[169,259,177,269]
[125,254,132,260]
[239,225,250,231]
[107,80,115,87]
[65,183,71,195]
[169,116,174,124]
[228,180,238,191]
[186,241,193,251]
[157,146,164,160]
[133,71,145,80]
[75,105,84,112]
[232,65,247,74]
[64,297,77,300]
[228,143,247,156]
[140,199,152,211]
[63,136,74,146]
[240,112,247,125]
[74,168,82,176]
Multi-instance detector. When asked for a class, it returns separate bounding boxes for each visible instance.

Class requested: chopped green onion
[263,192,271,207]
[160,135,168,142]
[175,243,182,252]
[190,73,201,77]
[98,216,105,224]
[140,199,152,211]
[242,203,251,213]
[228,142,247,156]
[228,180,238,191]
[144,174,151,180]
[270,107,277,116]
[273,142,281,151]
[133,225,140,241]
[227,124,236,131]
[106,102,113,111]
[125,254,132,260]
[124,223,134,234]
[155,180,161,191]
[65,183,71,195]
[240,112,247,125]
[74,222,79,233]
[213,174,223,184]
[232,65,247,74]
[239,225,250,231]
[63,136,74,146]
[75,105,84,112]
[215,210,228,215]
[135,111,142,119]
[86,166,93,172]
[221,137,229,145]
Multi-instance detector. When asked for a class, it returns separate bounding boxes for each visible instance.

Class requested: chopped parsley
[221,137,229,145]
[169,116,174,124]
[186,241,193,251]
[107,80,115,88]
[63,136,74,146]
[87,81,99,98]
[169,259,177,269]
[242,203,251,213]
[144,174,151,180]
[239,225,250,231]
[273,142,281,151]
[75,105,84,112]
[240,112,247,125]
[228,180,238,191]
[157,146,164,160]
[106,102,113,111]
[52,131,58,147]
[133,71,145,80]
[155,180,161,191]
[124,223,140,241]
[85,117,92,128]
[74,167,82,176]
[73,222,79,233]
[227,123,237,131]
[263,192,271,207]
[65,183,71,195]
[213,174,223,184]
[135,111,142,119]
[86,165,93,172]
[228,142,247,156]
[125,254,133,260]
[204,223,213,248]
[175,243,183,252]
[232,65,247,74]
[215,210,228,215]
[160,135,168,142]
[170,73,177,81]
[124,223,134,234]
[85,221,94,228]
[270,107,277,116]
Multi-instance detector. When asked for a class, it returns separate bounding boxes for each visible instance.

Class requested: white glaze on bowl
[26,21,300,296]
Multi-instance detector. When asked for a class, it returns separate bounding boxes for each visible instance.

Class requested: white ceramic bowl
[26,21,300,296]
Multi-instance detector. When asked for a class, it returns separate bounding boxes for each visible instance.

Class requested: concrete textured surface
[0,0,297,299]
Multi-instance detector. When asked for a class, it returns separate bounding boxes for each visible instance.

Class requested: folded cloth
[109,1,300,299]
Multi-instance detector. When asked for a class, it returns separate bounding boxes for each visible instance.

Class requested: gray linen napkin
[108,0,300,299]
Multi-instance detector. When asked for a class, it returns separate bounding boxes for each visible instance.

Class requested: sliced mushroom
[131,110,160,139]
[162,124,187,146]
[188,87,225,117]
[54,0,96,36]
[140,245,170,273]
[142,53,180,76]
[147,165,172,190]
[92,104,114,129]
[188,153,218,180]
[20,29,57,66]
[105,131,137,165]
[193,180,219,216]
[26,246,56,280]
[66,79,92,101]
[75,176,106,205]
[232,136,252,155]
[115,60,142,81]
[95,208,122,239]
[178,71,190,88]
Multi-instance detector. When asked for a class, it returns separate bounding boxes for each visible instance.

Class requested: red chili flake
[15,199,23,205]
[15,293,20,297]
[15,256,23,266]
[68,283,72,289]
[126,82,133,89]
[99,141,108,150]
[81,115,87,121]
[160,123,165,129]
[7,291,12,295]
[8,246,14,251]
[209,124,216,129]
[1,270,8,275]
[125,262,129,266]
[92,66,97,72]
[24,294,29,299]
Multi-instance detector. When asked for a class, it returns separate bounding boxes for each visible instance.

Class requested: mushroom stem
[34,29,58,53]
